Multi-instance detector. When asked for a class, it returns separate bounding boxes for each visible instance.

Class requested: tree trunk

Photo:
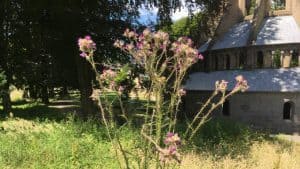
[2,83,11,114]
[75,55,98,119]
[41,85,49,104]
[59,85,68,97]
[29,84,38,99]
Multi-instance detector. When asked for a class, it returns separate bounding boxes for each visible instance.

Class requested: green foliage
[171,16,196,38]
[271,0,286,10]
[114,65,131,85]
[273,50,281,68]
[246,0,256,15]
[168,12,215,46]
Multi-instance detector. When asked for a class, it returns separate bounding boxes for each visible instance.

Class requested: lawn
[0,102,300,169]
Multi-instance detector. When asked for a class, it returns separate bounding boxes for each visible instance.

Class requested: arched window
[271,0,286,10]
[226,55,230,70]
[257,51,264,68]
[222,100,230,116]
[283,101,294,120]
[291,50,299,67]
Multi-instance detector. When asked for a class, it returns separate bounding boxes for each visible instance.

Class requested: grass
[0,102,300,168]
[0,117,131,169]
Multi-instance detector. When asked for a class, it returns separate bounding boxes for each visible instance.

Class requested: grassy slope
[0,102,299,169]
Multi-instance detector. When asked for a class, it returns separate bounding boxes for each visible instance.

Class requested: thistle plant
[78,29,248,169]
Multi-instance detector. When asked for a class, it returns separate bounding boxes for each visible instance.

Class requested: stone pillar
[298,52,300,66]
[264,51,272,68]
[271,51,275,68]
[280,50,284,68]
[286,0,292,11]
[282,50,292,68]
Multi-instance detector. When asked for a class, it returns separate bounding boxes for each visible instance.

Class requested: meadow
[0,101,299,169]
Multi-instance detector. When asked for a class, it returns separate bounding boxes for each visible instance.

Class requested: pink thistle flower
[164,132,181,145]
[114,40,125,48]
[80,52,87,58]
[78,35,96,58]
[159,145,181,163]
[142,28,151,37]
[179,89,186,96]
[84,35,91,40]
[234,75,249,92]
[118,86,124,94]
[198,54,204,60]
[215,80,228,92]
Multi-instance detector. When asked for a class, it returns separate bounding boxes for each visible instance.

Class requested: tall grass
[0,117,139,169]
[0,116,299,169]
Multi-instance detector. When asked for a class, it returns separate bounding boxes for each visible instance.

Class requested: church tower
[214,0,247,40]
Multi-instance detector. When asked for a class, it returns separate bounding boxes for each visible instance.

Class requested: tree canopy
[0,0,226,117]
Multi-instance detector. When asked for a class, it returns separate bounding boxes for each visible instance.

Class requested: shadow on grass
[178,118,288,159]
[0,101,79,122]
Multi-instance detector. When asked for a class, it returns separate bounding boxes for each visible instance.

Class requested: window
[222,100,230,116]
[283,101,294,120]
[271,0,286,10]
[257,51,264,68]
[291,50,299,67]
[246,0,256,15]
[226,55,230,70]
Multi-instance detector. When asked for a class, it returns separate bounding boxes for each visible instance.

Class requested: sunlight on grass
[181,142,300,169]
[10,87,24,102]
[0,117,300,169]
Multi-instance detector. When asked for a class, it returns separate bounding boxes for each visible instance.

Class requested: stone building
[184,0,300,133]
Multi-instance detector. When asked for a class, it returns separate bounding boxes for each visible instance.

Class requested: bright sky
[138,2,199,25]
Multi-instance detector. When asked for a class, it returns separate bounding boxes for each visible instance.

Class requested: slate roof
[200,16,300,52]
[256,16,300,45]
[184,68,300,92]
[199,21,252,52]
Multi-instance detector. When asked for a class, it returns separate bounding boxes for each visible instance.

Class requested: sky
[138,3,198,25]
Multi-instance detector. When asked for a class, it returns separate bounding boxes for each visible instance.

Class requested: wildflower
[198,54,204,60]
[114,40,124,48]
[160,132,182,163]
[123,28,137,39]
[118,86,124,94]
[126,43,134,51]
[164,132,181,146]
[234,75,249,92]
[215,80,228,93]
[159,146,181,163]
[90,89,101,101]
[154,31,169,42]
[179,89,186,96]
[80,52,87,58]
[123,28,130,37]
[78,35,96,58]
[142,28,151,37]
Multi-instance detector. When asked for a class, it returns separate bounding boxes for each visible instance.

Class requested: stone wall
[292,0,300,25]
[214,0,246,41]
[184,91,300,134]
